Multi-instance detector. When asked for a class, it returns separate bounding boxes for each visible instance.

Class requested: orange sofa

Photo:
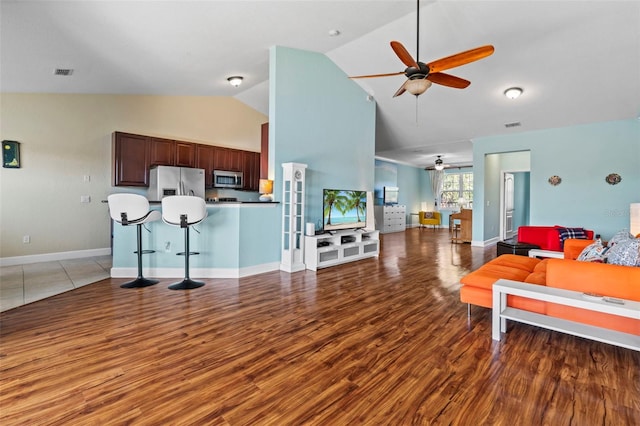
[460,239,640,335]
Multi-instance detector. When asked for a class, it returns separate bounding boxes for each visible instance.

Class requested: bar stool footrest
[134,249,156,255]
[176,251,200,256]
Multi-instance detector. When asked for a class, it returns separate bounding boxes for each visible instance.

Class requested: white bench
[492,279,640,351]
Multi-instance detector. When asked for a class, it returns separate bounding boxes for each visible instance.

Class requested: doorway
[500,171,530,240]
[503,173,515,239]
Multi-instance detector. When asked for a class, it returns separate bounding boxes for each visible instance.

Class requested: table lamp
[259,179,273,202]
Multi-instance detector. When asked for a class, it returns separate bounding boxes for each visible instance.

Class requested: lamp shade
[259,179,273,195]
[631,203,640,237]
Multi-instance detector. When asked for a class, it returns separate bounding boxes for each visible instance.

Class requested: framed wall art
[2,140,20,168]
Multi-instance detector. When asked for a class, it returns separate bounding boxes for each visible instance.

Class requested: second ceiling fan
[350,0,495,98]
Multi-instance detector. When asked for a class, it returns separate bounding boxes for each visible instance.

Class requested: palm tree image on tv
[323,190,367,230]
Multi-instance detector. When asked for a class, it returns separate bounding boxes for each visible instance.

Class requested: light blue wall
[269,46,376,229]
[374,159,432,205]
[473,119,640,242]
[373,159,433,225]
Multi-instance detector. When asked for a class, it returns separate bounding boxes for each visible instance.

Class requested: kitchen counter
[145,200,279,205]
[111,201,282,279]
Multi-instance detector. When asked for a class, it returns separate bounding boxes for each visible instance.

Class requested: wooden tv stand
[304,229,379,271]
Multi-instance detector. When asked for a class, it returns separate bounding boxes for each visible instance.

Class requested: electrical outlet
[23,235,30,244]
[80,195,91,203]
[83,175,90,182]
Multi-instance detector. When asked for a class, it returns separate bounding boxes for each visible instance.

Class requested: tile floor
[0,255,112,312]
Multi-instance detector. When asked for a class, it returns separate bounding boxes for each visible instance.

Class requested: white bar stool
[161,196,208,290]
[107,193,162,288]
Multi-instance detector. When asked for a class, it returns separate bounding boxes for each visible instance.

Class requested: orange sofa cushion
[460,254,545,313]
[563,238,594,260]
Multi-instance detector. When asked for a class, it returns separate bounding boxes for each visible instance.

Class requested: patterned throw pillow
[606,238,640,267]
[607,229,634,248]
[577,240,609,263]
[556,227,588,249]
[423,212,434,219]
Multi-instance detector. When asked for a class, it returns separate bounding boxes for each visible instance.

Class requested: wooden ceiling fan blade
[390,41,420,69]
[393,80,408,98]
[349,71,405,79]
[427,72,470,89]
[427,45,495,73]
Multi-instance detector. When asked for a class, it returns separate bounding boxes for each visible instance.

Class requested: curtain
[429,170,444,210]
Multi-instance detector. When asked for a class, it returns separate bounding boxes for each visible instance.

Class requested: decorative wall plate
[605,173,621,185]
[548,175,562,186]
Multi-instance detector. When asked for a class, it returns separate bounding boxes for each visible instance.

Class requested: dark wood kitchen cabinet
[175,141,196,167]
[149,138,195,168]
[214,147,243,172]
[243,151,261,191]
[114,131,261,190]
[149,137,175,166]
[113,132,150,186]
[195,144,215,188]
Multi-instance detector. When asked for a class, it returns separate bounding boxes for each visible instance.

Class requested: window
[441,171,473,208]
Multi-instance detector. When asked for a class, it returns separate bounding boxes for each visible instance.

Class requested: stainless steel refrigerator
[148,166,205,201]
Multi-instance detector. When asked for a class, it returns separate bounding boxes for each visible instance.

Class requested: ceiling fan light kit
[227,76,243,87]
[504,87,523,99]
[405,78,432,96]
[434,156,445,170]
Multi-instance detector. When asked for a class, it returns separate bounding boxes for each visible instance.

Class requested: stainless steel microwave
[213,170,243,189]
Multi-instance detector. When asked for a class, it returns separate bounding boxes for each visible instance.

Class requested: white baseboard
[0,248,112,267]
[110,261,281,279]
[471,236,501,247]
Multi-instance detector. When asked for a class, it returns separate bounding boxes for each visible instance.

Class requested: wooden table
[450,208,472,243]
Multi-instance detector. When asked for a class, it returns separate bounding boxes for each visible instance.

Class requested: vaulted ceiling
[2,1,638,169]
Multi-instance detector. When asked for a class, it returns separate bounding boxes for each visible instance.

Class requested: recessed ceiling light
[328,29,341,37]
[227,76,243,87]
[504,87,523,99]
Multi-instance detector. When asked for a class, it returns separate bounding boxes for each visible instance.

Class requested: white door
[503,173,515,239]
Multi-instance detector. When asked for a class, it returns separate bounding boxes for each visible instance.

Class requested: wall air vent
[504,121,521,128]
[54,68,74,76]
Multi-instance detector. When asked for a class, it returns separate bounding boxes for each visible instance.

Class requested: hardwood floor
[1,228,638,425]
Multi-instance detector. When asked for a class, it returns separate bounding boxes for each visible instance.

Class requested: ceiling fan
[425,155,450,171]
[349,0,494,97]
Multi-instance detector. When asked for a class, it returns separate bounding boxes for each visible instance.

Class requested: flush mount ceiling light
[504,87,523,99]
[227,76,243,87]
[328,29,341,37]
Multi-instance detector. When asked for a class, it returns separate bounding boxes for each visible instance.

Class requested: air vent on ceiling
[504,121,521,128]
[54,68,74,76]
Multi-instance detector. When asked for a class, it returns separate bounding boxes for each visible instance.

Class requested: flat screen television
[383,186,399,205]
[322,189,367,232]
